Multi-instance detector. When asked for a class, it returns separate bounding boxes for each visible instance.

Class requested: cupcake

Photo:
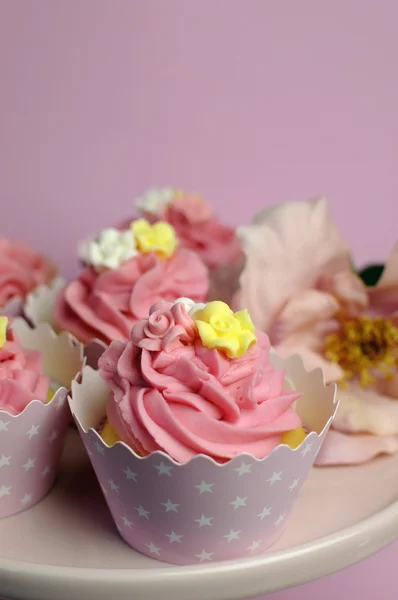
[26,219,209,348]
[132,187,243,303]
[0,237,57,317]
[0,316,83,518]
[69,298,337,564]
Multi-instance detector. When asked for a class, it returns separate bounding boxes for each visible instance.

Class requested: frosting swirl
[55,250,208,344]
[99,301,300,463]
[0,320,49,415]
[0,238,56,309]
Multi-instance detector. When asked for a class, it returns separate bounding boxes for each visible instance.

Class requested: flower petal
[315,428,398,465]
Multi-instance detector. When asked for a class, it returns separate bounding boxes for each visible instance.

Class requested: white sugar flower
[134,187,175,216]
[78,228,137,271]
[174,297,206,316]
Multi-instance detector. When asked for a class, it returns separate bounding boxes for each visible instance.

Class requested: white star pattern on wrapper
[248,540,262,552]
[121,516,132,528]
[147,543,161,556]
[267,471,282,485]
[109,479,119,493]
[0,485,12,498]
[224,530,241,543]
[94,440,105,455]
[275,514,285,526]
[194,514,214,528]
[22,458,36,472]
[41,465,50,477]
[0,420,10,432]
[48,430,58,444]
[154,462,173,476]
[195,480,214,494]
[166,531,184,544]
[135,505,150,519]
[230,496,248,509]
[0,455,11,468]
[289,478,299,491]
[301,443,312,457]
[55,395,65,409]
[234,461,252,476]
[122,467,137,481]
[257,506,272,520]
[196,550,213,562]
[21,493,32,506]
[26,424,39,438]
[162,499,180,513]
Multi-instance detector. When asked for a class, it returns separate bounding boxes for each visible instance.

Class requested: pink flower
[0,238,57,309]
[0,322,49,415]
[236,197,398,465]
[131,301,197,351]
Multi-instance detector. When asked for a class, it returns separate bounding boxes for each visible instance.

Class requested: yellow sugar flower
[0,316,8,348]
[131,219,178,259]
[192,301,257,358]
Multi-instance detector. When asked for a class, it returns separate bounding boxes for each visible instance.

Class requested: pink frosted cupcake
[0,316,83,518]
[0,237,57,316]
[70,298,337,564]
[34,219,209,347]
[133,187,243,302]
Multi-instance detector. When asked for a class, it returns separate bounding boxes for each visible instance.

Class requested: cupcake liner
[0,319,84,518]
[69,354,338,565]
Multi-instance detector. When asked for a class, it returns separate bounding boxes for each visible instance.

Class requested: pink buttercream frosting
[54,250,209,345]
[0,322,49,415]
[98,300,301,463]
[144,196,242,271]
[0,238,57,308]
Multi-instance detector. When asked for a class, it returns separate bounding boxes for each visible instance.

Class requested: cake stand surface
[1,429,398,600]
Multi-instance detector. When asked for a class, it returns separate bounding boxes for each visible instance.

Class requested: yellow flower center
[130,219,178,259]
[324,315,398,387]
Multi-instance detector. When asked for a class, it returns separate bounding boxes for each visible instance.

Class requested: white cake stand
[1,429,398,600]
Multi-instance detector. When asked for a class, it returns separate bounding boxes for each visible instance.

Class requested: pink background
[0,0,397,598]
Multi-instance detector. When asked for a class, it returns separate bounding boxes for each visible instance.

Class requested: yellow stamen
[324,316,398,388]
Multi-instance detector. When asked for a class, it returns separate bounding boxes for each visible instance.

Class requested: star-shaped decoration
[267,471,282,486]
[121,516,132,528]
[195,480,214,494]
[55,395,65,409]
[0,454,11,468]
[196,550,213,562]
[301,443,312,457]
[194,514,214,528]
[166,530,184,544]
[230,495,248,510]
[224,529,241,543]
[147,542,161,556]
[26,424,39,438]
[109,479,120,493]
[154,462,173,476]
[289,478,300,492]
[248,540,262,553]
[122,467,137,482]
[22,458,36,472]
[162,499,180,513]
[0,420,10,432]
[0,485,12,498]
[257,506,272,520]
[234,461,252,476]
[275,513,285,526]
[21,493,32,506]
[135,505,150,519]
[41,465,50,477]
[48,430,58,444]
[94,440,105,455]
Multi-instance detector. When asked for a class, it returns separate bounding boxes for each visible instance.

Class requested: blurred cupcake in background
[236,196,398,466]
[132,187,243,303]
[0,237,57,317]
[0,316,83,518]
[69,298,337,565]
[26,219,208,350]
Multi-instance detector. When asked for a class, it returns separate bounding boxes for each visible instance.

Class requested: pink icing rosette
[99,301,301,464]
[0,321,49,415]
[0,237,57,312]
[54,249,208,345]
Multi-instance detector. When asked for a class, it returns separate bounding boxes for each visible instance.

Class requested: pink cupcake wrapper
[0,319,84,518]
[69,355,338,565]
